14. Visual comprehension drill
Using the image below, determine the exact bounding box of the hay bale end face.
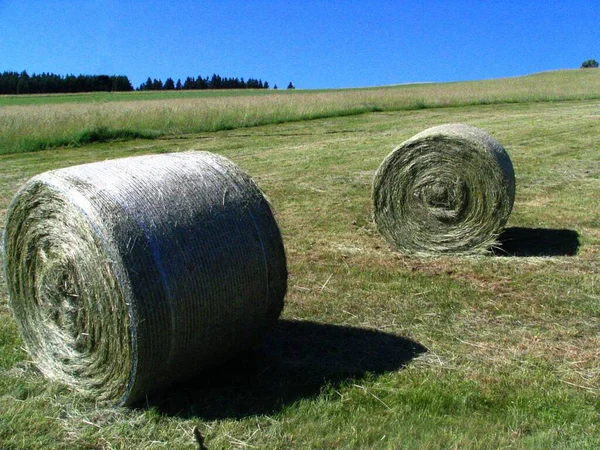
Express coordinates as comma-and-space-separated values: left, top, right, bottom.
372, 124, 515, 255
2, 151, 287, 405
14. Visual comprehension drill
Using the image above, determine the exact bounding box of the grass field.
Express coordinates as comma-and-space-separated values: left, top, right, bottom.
2, 69, 600, 155
1, 71, 599, 449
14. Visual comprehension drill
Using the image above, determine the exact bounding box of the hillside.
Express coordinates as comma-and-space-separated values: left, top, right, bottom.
0, 71, 599, 449
1, 69, 599, 155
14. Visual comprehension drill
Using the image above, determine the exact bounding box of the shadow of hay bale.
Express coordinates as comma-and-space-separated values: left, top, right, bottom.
492, 227, 580, 257
148, 320, 426, 419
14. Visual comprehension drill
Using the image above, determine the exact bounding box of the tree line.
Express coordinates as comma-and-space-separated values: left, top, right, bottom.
0, 71, 133, 95
0, 70, 294, 95
138, 74, 273, 90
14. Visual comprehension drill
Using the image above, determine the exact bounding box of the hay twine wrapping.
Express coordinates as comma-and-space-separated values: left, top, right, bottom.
2, 151, 287, 405
372, 124, 515, 255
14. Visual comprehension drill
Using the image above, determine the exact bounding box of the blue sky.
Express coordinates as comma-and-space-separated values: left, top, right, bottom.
1, 0, 598, 89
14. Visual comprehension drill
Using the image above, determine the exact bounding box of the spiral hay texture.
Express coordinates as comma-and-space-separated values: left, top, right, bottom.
373, 124, 515, 255
2, 151, 287, 405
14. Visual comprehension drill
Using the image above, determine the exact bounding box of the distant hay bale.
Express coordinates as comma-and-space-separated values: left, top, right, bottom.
372, 124, 515, 255
2, 151, 287, 405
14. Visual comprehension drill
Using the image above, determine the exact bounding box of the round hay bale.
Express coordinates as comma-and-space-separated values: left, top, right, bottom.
2, 151, 287, 405
372, 124, 515, 255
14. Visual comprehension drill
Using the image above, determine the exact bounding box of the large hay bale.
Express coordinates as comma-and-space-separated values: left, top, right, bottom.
2, 151, 287, 405
372, 124, 515, 255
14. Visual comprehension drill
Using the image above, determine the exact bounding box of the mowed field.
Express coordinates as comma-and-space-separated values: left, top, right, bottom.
1, 70, 599, 449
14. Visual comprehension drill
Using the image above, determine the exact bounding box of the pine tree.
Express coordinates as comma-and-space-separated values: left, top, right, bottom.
139, 77, 153, 90
16, 71, 30, 94
209, 74, 222, 89
164, 78, 175, 90
196, 76, 208, 89
152, 79, 163, 90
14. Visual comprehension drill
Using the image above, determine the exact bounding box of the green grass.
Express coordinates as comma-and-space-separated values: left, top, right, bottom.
1, 69, 600, 155
0, 87, 287, 107
1, 75, 599, 448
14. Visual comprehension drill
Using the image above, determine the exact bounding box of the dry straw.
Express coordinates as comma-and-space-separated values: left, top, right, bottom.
2, 151, 287, 405
372, 124, 515, 255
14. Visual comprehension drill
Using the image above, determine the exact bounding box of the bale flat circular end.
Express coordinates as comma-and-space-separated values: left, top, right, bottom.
3, 183, 132, 401
2, 151, 287, 405
372, 124, 515, 255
